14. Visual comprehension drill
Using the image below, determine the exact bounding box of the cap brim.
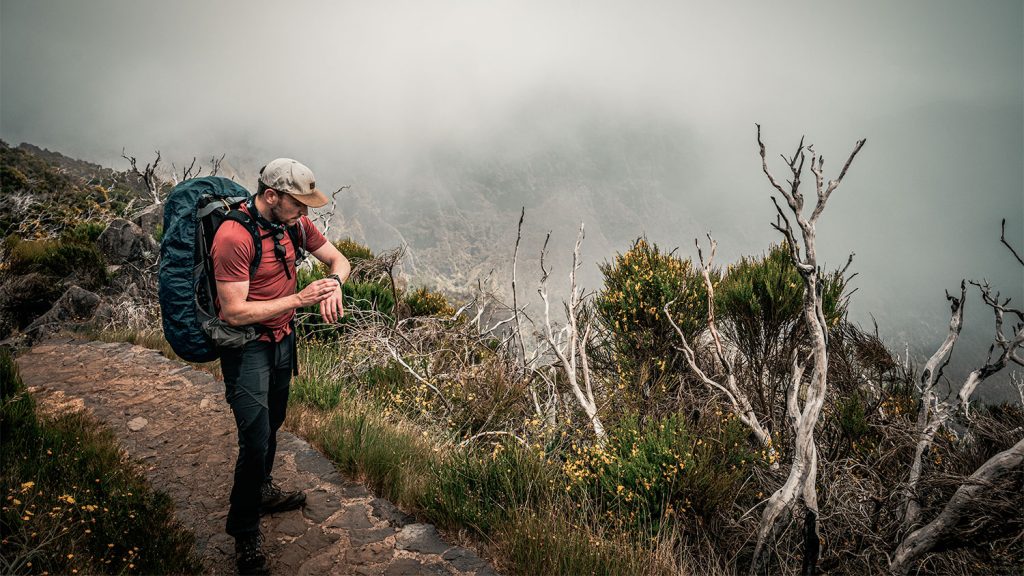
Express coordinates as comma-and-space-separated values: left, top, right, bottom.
290, 188, 330, 209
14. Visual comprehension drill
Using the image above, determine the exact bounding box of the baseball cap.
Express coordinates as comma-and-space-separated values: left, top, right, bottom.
259, 158, 329, 208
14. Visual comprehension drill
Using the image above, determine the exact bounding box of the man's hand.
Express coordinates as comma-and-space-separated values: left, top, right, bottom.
297, 278, 338, 307
319, 280, 344, 324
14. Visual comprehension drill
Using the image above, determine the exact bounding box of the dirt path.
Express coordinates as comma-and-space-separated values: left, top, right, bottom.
17, 338, 498, 576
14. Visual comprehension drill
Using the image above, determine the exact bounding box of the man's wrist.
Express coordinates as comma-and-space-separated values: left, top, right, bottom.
326, 274, 343, 289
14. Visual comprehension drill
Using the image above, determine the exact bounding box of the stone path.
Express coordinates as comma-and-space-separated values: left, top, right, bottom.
17, 338, 498, 576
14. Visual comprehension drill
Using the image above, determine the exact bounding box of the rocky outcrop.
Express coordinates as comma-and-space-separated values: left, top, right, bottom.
96, 218, 158, 265
23, 285, 106, 341
132, 202, 164, 237
0, 272, 65, 339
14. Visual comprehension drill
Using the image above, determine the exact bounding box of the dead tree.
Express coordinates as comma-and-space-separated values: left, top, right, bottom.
171, 157, 201, 184
666, 234, 778, 468
310, 185, 350, 239
510, 208, 558, 425
121, 149, 165, 205
209, 153, 226, 177
903, 279, 1024, 529
903, 282, 967, 528
890, 436, 1024, 575
893, 223, 1024, 572
750, 125, 866, 575
538, 224, 606, 442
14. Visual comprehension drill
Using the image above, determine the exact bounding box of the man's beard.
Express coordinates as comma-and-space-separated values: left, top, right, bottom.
269, 203, 288, 225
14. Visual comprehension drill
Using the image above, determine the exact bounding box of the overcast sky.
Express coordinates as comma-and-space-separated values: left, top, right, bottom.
2, 0, 1023, 394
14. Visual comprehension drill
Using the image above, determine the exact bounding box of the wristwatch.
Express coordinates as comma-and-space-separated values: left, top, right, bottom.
326, 273, 343, 288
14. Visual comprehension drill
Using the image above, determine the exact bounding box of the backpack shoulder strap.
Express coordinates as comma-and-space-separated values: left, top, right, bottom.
287, 220, 308, 265
223, 209, 263, 279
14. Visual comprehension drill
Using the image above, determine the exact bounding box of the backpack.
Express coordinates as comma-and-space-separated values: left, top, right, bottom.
158, 176, 307, 363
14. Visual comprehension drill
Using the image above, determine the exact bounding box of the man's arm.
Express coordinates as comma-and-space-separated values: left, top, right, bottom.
217, 278, 338, 327
310, 242, 351, 324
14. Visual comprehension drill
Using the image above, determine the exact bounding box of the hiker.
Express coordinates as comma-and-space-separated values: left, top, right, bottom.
210, 158, 350, 574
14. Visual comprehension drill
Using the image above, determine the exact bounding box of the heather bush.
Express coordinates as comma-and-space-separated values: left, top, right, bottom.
334, 237, 374, 261
564, 412, 757, 537
595, 237, 712, 415
714, 242, 847, 422
403, 286, 456, 318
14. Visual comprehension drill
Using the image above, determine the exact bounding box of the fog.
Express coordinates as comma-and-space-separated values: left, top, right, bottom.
2, 1, 1022, 399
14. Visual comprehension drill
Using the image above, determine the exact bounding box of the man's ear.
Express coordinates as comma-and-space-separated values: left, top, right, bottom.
264, 188, 281, 205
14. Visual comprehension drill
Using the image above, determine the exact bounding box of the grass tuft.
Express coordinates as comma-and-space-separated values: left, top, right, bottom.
0, 349, 203, 575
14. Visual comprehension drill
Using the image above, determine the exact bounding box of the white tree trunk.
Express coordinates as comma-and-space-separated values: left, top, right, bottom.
538, 224, 606, 442
749, 127, 865, 574
890, 436, 1024, 575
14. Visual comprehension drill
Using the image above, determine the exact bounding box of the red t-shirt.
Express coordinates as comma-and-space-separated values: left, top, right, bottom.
210, 205, 328, 341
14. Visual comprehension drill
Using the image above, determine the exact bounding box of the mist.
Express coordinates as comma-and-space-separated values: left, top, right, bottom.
3, 0, 1022, 399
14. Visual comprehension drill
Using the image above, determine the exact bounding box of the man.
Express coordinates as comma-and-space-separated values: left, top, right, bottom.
210, 158, 350, 574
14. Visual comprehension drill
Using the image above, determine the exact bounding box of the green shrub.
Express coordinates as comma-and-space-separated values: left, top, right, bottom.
564, 412, 756, 536
0, 349, 202, 575
716, 242, 846, 345
403, 286, 456, 318
344, 281, 396, 319
296, 263, 396, 339
60, 221, 108, 245
4, 236, 108, 290
334, 238, 374, 261
595, 237, 711, 407
714, 242, 847, 419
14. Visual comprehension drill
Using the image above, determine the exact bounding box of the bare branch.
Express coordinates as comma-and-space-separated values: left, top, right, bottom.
665, 234, 777, 466
751, 127, 864, 574
1000, 218, 1024, 266
537, 224, 605, 442
511, 207, 528, 375
122, 148, 165, 205
209, 153, 226, 177
891, 436, 1024, 575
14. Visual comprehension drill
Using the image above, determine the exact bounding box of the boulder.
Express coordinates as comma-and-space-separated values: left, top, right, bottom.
132, 202, 165, 237
0, 272, 65, 337
24, 285, 103, 341
96, 219, 158, 265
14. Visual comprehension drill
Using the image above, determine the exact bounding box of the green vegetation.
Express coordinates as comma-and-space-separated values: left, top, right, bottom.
713, 242, 847, 419
3, 236, 108, 291
594, 237, 711, 419
333, 238, 375, 262
7, 138, 1007, 575
0, 235, 109, 336
287, 388, 675, 575
0, 141, 140, 240
0, 350, 202, 575
403, 286, 456, 318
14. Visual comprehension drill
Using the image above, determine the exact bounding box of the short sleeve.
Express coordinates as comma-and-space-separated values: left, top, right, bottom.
300, 216, 328, 252
210, 221, 256, 282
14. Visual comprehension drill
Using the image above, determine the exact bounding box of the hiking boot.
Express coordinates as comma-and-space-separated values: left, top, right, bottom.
235, 531, 269, 575
260, 478, 306, 515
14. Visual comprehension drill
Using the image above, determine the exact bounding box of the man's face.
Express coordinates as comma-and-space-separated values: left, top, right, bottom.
269, 191, 308, 226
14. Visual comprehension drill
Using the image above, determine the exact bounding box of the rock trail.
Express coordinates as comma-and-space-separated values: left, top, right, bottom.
17, 338, 497, 576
